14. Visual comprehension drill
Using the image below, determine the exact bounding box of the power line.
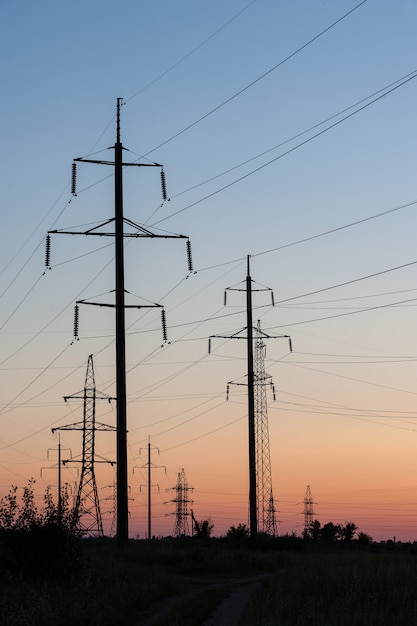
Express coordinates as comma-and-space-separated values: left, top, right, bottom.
121, 261, 416, 337
143, 0, 368, 158
193, 200, 417, 272
275, 261, 417, 304
125, 0, 259, 103
284, 362, 417, 397
170, 72, 417, 201
152, 73, 417, 226
269, 296, 417, 330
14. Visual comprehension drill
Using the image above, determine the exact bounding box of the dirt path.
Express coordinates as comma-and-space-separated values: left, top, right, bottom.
202, 575, 265, 626
132, 574, 268, 626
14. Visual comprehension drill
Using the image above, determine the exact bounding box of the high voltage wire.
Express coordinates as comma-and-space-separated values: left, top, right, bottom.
0, 251, 413, 442
72, 71, 416, 225
123, 261, 417, 336
1, 7, 408, 330
125, 0, 259, 103
1, 9, 413, 466
168, 73, 416, 202
142, 0, 368, 158
269, 296, 417, 330
275, 261, 417, 304
64, 0, 372, 208
151, 73, 417, 226
284, 362, 417, 397
194, 201, 417, 272
2, 78, 413, 325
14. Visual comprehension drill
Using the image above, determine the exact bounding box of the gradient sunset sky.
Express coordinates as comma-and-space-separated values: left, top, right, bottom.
1, 0, 416, 541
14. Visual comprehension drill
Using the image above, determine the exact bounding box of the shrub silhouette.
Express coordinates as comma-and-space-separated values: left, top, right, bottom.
225, 523, 250, 540
0, 480, 81, 580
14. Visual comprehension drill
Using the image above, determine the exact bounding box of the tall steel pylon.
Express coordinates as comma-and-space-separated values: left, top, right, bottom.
47, 99, 192, 543
303, 485, 317, 532
167, 468, 194, 537
254, 320, 278, 535
52, 354, 116, 536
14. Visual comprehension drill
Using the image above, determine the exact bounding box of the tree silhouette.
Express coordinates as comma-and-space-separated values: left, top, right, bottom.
225, 523, 250, 539
193, 518, 214, 538
339, 522, 358, 543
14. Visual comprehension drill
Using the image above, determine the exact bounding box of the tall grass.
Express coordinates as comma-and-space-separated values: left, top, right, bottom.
239, 549, 417, 626
1, 538, 416, 625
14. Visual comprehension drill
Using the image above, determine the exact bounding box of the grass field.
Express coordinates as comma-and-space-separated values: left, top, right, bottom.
1, 537, 416, 625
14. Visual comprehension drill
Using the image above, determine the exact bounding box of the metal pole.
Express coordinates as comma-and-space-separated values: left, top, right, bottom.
246, 255, 257, 539
115, 98, 128, 543
148, 439, 151, 540
58, 434, 62, 523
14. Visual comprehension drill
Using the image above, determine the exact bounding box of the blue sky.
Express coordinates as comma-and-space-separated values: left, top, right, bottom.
1, 0, 416, 539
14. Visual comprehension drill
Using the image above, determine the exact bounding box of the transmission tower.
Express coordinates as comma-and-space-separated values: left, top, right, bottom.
209, 256, 291, 540
52, 354, 116, 537
265, 489, 278, 536
167, 468, 194, 537
134, 437, 165, 540
47, 99, 192, 543
102, 481, 117, 537
254, 321, 279, 534
303, 485, 317, 531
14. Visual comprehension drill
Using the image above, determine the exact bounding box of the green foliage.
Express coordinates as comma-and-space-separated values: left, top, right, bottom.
0, 480, 81, 580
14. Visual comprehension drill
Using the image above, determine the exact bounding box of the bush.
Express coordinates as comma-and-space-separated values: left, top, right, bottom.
0, 480, 81, 580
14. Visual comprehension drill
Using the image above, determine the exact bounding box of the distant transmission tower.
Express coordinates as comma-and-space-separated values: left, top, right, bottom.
265, 490, 278, 536
254, 320, 279, 535
52, 354, 116, 536
102, 481, 117, 537
134, 437, 165, 540
167, 468, 194, 537
303, 485, 317, 532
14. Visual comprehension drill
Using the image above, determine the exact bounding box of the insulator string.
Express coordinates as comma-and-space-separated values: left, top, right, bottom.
45, 235, 51, 268
71, 162, 77, 196
186, 239, 193, 273
161, 308, 168, 342
160, 169, 167, 201
73, 304, 79, 338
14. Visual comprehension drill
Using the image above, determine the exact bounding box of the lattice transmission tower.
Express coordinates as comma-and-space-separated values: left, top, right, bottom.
167, 468, 194, 537
52, 354, 116, 536
254, 320, 279, 535
303, 485, 317, 532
